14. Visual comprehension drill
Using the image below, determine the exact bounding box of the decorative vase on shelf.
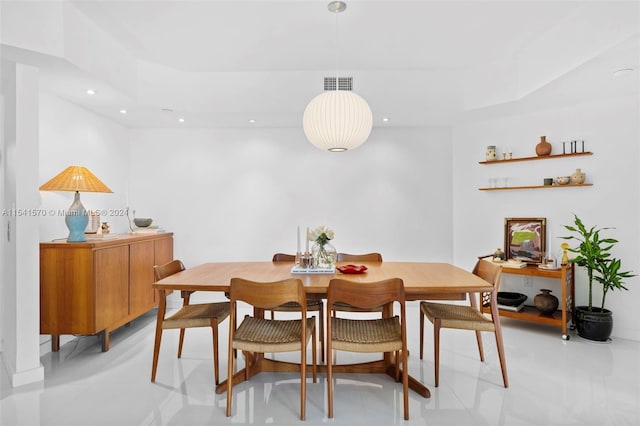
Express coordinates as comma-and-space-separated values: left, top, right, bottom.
570, 168, 586, 184
485, 145, 497, 161
535, 136, 552, 156
311, 241, 336, 269
534, 289, 559, 315
561, 243, 569, 265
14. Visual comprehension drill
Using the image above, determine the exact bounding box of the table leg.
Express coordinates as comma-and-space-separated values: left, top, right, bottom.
216, 352, 267, 394
216, 356, 431, 398
384, 364, 430, 398
384, 349, 430, 398
217, 303, 431, 397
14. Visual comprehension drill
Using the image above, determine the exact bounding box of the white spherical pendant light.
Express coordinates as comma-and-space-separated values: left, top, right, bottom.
303, 1, 373, 152
303, 90, 373, 152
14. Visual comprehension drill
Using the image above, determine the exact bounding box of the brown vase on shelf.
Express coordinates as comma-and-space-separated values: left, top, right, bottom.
535, 136, 552, 156
534, 289, 559, 315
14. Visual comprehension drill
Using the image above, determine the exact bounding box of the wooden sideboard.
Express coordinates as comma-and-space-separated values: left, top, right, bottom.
40, 233, 174, 351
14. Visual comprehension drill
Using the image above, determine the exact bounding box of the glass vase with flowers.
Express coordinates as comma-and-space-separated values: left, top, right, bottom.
308, 225, 337, 269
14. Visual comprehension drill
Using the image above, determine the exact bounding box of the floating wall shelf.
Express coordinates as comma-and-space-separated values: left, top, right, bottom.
479, 183, 593, 191
479, 151, 593, 165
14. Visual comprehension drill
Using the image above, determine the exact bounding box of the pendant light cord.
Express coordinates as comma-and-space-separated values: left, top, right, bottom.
335, 10, 340, 91
328, 1, 346, 91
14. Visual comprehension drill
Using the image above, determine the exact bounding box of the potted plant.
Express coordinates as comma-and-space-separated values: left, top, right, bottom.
561, 214, 635, 341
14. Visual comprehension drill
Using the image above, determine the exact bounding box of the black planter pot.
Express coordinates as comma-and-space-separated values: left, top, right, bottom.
575, 306, 613, 341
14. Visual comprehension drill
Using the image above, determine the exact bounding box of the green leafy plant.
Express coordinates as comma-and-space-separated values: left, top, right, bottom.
594, 257, 634, 308
561, 213, 635, 310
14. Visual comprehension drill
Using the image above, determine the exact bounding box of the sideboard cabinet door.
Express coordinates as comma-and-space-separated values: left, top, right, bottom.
129, 241, 156, 315
95, 245, 130, 331
154, 237, 174, 272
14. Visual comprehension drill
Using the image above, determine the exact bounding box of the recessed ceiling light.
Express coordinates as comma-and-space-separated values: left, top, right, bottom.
178, 117, 185, 123
119, 109, 127, 114
613, 68, 634, 77
248, 119, 256, 123
86, 89, 96, 95
382, 117, 390, 122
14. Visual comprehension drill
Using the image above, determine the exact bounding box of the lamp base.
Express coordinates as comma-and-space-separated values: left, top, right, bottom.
65, 191, 88, 242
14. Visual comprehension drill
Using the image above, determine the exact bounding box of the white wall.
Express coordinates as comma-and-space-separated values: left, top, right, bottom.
0, 90, 4, 356
452, 95, 640, 341
129, 127, 454, 266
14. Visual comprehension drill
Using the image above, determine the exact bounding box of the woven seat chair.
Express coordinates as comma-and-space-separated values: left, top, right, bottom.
419, 259, 508, 388
332, 252, 384, 315
268, 253, 325, 362
226, 277, 317, 420
151, 260, 230, 385
327, 278, 409, 420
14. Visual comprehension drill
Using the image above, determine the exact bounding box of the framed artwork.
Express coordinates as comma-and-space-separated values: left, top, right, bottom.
504, 217, 546, 264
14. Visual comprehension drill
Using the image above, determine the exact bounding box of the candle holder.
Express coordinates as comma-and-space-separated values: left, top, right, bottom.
300, 252, 312, 269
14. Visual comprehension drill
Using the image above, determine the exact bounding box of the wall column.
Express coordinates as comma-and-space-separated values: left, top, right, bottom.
1, 60, 44, 386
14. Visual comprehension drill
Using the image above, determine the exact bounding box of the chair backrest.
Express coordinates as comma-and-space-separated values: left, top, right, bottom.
473, 259, 502, 290
272, 253, 296, 262
328, 278, 404, 311
229, 277, 306, 310
336, 252, 383, 262
154, 259, 185, 281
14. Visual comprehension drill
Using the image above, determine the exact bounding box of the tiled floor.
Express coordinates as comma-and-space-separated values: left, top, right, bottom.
2, 303, 639, 426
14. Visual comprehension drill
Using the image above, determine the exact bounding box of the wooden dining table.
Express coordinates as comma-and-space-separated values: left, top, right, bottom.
153, 261, 496, 399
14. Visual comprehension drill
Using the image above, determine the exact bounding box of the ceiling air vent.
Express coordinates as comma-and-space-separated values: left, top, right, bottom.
324, 76, 353, 91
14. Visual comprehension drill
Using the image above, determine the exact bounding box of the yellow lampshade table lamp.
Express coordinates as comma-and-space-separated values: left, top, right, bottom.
39, 166, 113, 242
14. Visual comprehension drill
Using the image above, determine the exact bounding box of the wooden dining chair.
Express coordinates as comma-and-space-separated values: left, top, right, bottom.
419, 258, 508, 388
326, 278, 409, 420
337, 252, 383, 263
269, 253, 325, 362
151, 260, 230, 385
333, 252, 384, 315
226, 277, 317, 420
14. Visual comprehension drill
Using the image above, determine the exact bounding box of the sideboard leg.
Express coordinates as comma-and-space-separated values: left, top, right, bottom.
51, 335, 60, 352
101, 330, 111, 352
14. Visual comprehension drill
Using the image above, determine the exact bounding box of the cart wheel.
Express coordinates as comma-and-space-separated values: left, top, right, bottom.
562, 334, 570, 341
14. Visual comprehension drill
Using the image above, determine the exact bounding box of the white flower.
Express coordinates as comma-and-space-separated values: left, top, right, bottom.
308, 225, 334, 244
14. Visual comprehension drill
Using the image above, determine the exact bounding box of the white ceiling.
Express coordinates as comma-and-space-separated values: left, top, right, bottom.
3, 0, 639, 128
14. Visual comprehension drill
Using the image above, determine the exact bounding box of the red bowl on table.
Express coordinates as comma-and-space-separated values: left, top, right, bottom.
336, 264, 368, 274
